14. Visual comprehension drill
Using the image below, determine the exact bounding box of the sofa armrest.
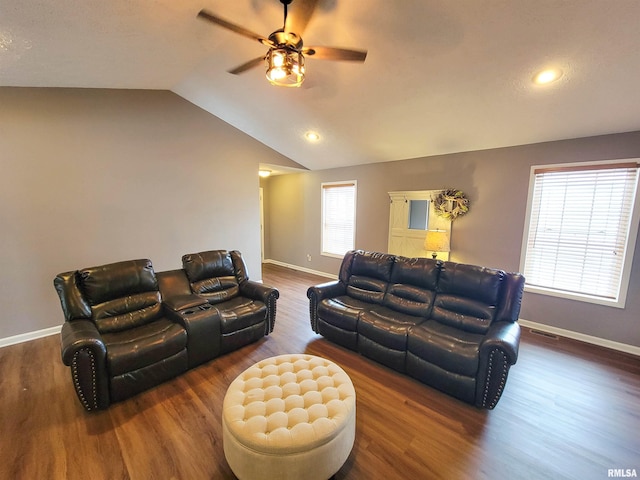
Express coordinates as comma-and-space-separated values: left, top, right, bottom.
240, 280, 278, 303
60, 320, 109, 411
164, 303, 221, 368
240, 281, 280, 334
306, 281, 346, 333
476, 321, 521, 409
307, 281, 346, 300
480, 321, 521, 364
156, 269, 193, 300
163, 294, 208, 312
496, 273, 526, 323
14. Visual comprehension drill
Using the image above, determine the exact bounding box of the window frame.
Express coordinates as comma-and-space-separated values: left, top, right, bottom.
519, 159, 640, 308
321, 180, 357, 259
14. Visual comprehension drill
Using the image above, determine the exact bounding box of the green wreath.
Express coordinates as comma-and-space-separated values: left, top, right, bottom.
433, 189, 470, 220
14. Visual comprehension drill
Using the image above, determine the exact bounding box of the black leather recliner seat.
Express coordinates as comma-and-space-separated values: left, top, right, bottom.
308, 250, 525, 409
55, 250, 278, 411
160, 250, 277, 366
55, 259, 189, 411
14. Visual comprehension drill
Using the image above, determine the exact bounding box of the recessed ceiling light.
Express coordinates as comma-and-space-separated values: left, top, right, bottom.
305, 131, 320, 142
533, 68, 563, 85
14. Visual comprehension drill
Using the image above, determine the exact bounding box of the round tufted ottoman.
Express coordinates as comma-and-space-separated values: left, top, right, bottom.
222, 354, 356, 480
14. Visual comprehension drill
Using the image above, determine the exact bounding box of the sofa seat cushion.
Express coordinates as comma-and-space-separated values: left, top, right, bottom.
102, 318, 187, 376
407, 320, 483, 377
318, 296, 374, 332
359, 307, 425, 351
216, 296, 267, 334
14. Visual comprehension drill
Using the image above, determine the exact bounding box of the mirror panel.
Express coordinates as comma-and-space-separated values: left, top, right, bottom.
408, 200, 429, 230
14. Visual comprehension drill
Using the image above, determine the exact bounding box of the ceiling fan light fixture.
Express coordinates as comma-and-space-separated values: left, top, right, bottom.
197, 3, 367, 85
266, 46, 305, 87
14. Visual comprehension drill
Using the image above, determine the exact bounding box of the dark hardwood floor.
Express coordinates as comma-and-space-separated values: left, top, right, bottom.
1, 264, 639, 479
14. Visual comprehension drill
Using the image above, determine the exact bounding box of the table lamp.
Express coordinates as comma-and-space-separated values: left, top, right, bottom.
424, 230, 450, 259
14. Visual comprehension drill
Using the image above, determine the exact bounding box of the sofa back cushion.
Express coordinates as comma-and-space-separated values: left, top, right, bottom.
432, 262, 504, 334
383, 256, 440, 317
77, 259, 163, 334
182, 250, 240, 304
345, 251, 394, 304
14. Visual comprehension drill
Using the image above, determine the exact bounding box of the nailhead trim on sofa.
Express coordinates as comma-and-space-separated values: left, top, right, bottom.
71, 348, 98, 411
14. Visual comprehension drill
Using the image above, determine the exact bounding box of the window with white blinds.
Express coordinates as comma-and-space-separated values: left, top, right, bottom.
521, 160, 640, 307
322, 181, 357, 257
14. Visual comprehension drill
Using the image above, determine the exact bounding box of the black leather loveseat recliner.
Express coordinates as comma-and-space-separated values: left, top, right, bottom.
307, 250, 525, 409
54, 250, 278, 411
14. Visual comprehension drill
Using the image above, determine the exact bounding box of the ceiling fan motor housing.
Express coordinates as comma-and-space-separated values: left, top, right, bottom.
269, 30, 303, 50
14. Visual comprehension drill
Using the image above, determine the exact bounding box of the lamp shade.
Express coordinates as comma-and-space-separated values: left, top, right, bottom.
266, 47, 305, 87
424, 230, 451, 253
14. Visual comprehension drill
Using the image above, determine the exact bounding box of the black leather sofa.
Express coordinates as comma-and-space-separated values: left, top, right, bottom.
307, 250, 525, 409
54, 250, 278, 411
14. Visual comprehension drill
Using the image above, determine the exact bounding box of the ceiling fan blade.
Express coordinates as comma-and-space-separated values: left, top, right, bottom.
228, 56, 265, 75
198, 9, 272, 46
284, 0, 319, 36
303, 46, 368, 62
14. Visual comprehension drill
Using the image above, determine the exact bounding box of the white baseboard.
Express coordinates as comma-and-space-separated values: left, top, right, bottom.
0, 325, 61, 349
519, 319, 640, 356
4, 300, 637, 358
263, 259, 337, 280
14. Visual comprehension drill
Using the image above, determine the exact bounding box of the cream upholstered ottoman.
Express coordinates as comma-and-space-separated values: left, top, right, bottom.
222, 354, 356, 480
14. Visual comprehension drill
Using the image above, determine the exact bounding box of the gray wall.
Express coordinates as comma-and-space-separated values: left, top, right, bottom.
263, 131, 640, 348
0, 87, 292, 340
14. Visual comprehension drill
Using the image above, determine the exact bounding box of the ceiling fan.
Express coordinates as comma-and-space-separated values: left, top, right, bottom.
197, 0, 367, 87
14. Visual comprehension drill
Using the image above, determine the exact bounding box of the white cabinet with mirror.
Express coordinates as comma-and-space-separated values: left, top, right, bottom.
388, 190, 451, 259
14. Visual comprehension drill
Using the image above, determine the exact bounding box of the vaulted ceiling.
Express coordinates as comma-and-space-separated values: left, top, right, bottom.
2, 0, 640, 171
